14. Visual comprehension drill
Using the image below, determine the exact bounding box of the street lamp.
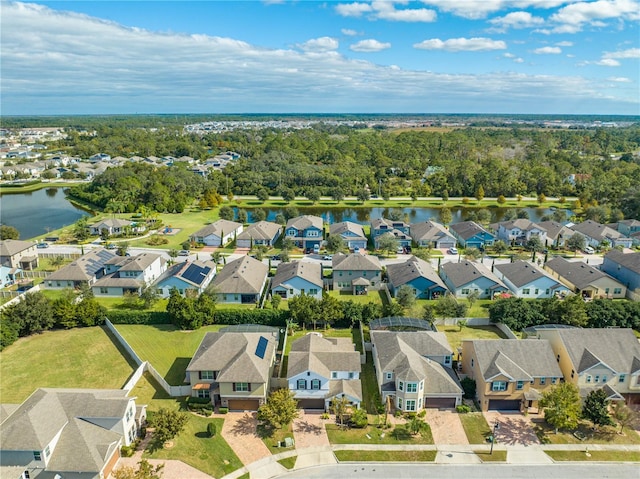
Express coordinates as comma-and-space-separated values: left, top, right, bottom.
490, 420, 500, 455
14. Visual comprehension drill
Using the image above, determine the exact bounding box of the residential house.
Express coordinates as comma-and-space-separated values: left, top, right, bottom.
449, 221, 495, 249
329, 221, 368, 251
236, 221, 281, 249
284, 215, 324, 251
493, 260, 571, 299
371, 331, 462, 411
440, 260, 508, 299
569, 220, 633, 249
332, 253, 382, 294
0, 388, 144, 479
190, 219, 243, 247
537, 220, 575, 248
0, 265, 21, 288
211, 255, 268, 304
535, 328, 640, 406
44, 249, 115, 289
386, 256, 448, 300
495, 219, 547, 246
154, 260, 217, 298
370, 218, 411, 249
601, 250, 640, 298
614, 219, 640, 245
409, 221, 456, 249
92, 252, 166, 296
186, 329, 279, 410
271, 261, 323, 300
89, 218, 141, 236
287, 334, 362, 410
0, 239, 38, 270
544, 257, 626, 299
461, 340, 562, 412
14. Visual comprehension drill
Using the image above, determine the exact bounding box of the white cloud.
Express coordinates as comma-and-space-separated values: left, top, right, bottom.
550, 0, 640, 33
341, 28, 358, 36
298, 36, 339, 52
607, 76, 632, 82
534, 46, 563, 54
514, 57, 525, 63
556, 41, 574, 46
419, 0, 575, 19
603, 47, 640, 58
414, 37, 507, 52
595, 58, 621, 66
335, 2, 373, 17
503, 53, 516, 58
350, 39, 391, 52
336, 1, 437, 22
503, 52, 525, 63
488, 11, 545, 30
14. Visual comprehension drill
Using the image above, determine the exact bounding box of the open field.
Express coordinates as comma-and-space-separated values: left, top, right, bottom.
0, 326, 135, 403
96, 296, 169, 312
361, 353, 381, 414
114, 324, 226, 385
335, 450, 437, 462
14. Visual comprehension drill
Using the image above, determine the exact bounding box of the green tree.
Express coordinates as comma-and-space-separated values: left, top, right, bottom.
475, 185, 485, 201
275, 213, 286, 225
252, 208, 267, 222
219, 206, 234, 221
331, 395, 350, 428
236, 209, 248, 224
439, 207, 452, 225
492, 240, 508, 255
112, 459, 164, 479
140, 285, 159, 309
566, 233, 586, 254
2, 291, 54, 337
117, 242, 130, 257
464, 247, 481, 261
539, 382, 581, 433
288, 293, 319, 329
326, 234, 346, 253
257, 389, 300, 429
73, 217, 90, 241
526, 236, 543, 253
356, 188, 370, 203
151, 408, 190, 445
0, 225, 20, 240
270, 294, 282, 310
306, 188, 321, 204
331, 187, 345, 203
582, 389, 614, 430
412, 247, 431, 261
497, 195, 506, 206
550, 294, 588, 327
396, 285, 416, 310
256, 188, 269, 202
75, 295, 107, 327
319, 292, 344, 328
281, 188, 295, 203
377, 233, 398, 257
408, 417, 427, 435
611, 402, 640, 434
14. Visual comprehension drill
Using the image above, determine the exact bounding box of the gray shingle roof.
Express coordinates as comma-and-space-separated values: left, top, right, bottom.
386, 256, 447, 290
236, 221, 281, 241
90, 218, 133, 229
0, 239, 35, 257
329, 379, 363, 402
537, 221, 574, 242
409, 221, 455, 243
371, 218, 409, 230
46, 249, 116, 282
332, 253, 381, 271
114, 252, 163, 272
192, 219, 242, 238
329, 221, 366, 239
449, 221, 491, 240
186, 331, 278, 383
570, 220, 628, 243
212, 256, 268, 294
497, 218, 547, 233
604, 250, 640, 274
545, 257, 622, 290
440, 260, 507, 289
468, 340, 562, 381
285, 215, 323, 231
494, 260, 560, 288
288, 334, 361, 379
271, 261, 323, 290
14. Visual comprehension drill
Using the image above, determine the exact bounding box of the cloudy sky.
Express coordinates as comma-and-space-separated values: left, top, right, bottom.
2, 0, 638, 115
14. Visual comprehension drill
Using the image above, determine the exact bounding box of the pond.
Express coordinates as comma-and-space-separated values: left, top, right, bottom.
1, 188, 91, 239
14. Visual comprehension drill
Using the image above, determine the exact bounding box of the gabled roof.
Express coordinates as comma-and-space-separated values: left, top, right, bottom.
545, 257, 623, 290
329, 221, 366, 239
497, 218, 547, 233
468, 339, 562, 381
46, 249, 116, 282
537, 221, 573, 242
212, 255, 268, 294
449, 221, 493, 240
172, 260, 216, 287
186, 331, 277, 383
604, 250, 640, 274
371, 218, 409, 230
494, 260, 563, 288
440, 260, 507, 290
112, 252, 163, 272
192, 219, 242, 238
570, 219, 628, 243
332, 252, 381, 271
236, 221, 281, 241
386, 256, 447, 290
271, 261, 323, 290
285, 215, 323, 231
288, 334, 361, 379
550, 328, 640, 374
0, 239, 35, 257
329, 379, 363, 402
409, 221, 455, 242
90, 218, 133, 229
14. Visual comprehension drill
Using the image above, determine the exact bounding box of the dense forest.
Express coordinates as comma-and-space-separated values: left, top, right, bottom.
47, 122, 640, 219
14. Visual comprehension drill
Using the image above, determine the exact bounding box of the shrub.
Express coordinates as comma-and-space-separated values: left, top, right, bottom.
213, 309, 290, 326
120, 445, 135, 457
350, 408, 368, 428
460, 377, 476, 400
219, 407, 228, 414
404, 412, 417, 420
320, 413, 329, 420
394, 410, 403, 418
146, 235, 169, 246
207, 422, 217, 437
107, 311, 170, 324
417, 410, 426, 418
456, 405, 471, 414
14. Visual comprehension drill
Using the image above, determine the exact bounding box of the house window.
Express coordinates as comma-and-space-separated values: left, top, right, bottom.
594, 375, 600, 383
33, 451, 41, 461
614, 288, 622, 294
571, 370, 574, 379
461, 288, 470, 294
419, 381, 424, 391
406, 383, 417, 393
310, 289, 318, 295
444, 356, 451, 365
586, 375, 592, 383
605, 288, 610, 294
398, 381, 404, 391
349, 372, 355, 379
471, 359, 474, 368
551, 377, 558, 384
23, 471, 30, 479
197, 389, 210, 399
619, 374, 626, 383
332, 372, 338, 379
44, 446, 50, 458
233, 382, 249, 392
200, 371, 215, 380
307, 230, 319, 237
534, 289, 539, 294
522, 288, 530, 295
398, 398, 403, 409
405, 400, 416, 411
545, 289, 550, 295
311, 379, 320, 390
297, 379, 307, 390
516, 381, 524, 390
385, 372, 393, 380
100, 287, 108, 294
418, 397, 423, 408
602, 375, 607, 383
492, 381, 507, 391
540, 377, 546, 385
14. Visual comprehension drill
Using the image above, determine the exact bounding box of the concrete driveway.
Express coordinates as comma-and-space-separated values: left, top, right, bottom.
483, 411, 540, 446
293, 411, 330, 448
220, 412, 272, 466
425, 410, 469, 445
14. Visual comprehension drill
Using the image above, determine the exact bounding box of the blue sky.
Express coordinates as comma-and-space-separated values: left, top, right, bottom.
1, 0, 638, 115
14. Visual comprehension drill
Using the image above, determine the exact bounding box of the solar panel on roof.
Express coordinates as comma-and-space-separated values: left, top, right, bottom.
255, 336, 268, 359
182, 264, 210, 285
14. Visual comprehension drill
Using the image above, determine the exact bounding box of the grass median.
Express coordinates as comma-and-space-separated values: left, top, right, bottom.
544, 450, 640, 462
335, 450, 436, 462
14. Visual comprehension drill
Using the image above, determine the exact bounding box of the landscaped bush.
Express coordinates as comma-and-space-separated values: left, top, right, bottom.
145, 235, 169, 246
350, 408, 368, 428
107, 310, 171, 324
213, 309, 290, 326
218, 407, 228, 414
417, 410, 426, 418
120, 445, 135, 457
461, 377, 476, 400
207, 422, 217, 437
456, 405, 471, 414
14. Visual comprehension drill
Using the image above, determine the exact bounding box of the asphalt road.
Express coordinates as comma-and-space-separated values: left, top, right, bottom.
275, 464, 638, 479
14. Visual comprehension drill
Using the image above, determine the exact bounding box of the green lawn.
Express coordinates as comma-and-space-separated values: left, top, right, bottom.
96, 296, 169, 312
544, 450, 640, 462
114, 324, 226, 385
277, 456, 297, 469
474, 450, 507, 462
335, 450, 436, 462
408, 299, 491, 319
258, 423, 296, 454
533, 420, 640, 445
361, 353, 381, 414
327, 289, 385, 305
0, 326, 135, 403
326, 422, 433, 444
459, 413, 492, 444
440, 325, 508, 354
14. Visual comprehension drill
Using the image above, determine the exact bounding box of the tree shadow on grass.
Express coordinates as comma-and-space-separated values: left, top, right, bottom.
165, 357, 191, 385
256, 423, 275, 439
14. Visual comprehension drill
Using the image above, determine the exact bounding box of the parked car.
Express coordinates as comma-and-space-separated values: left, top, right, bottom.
584, 246, 595, 254
270, 255, 281, 261
322, 255, 333, 261
353, 246, 361, 254
36, 242, 49, 249
448, 247, 458, 255
106, 243, 117, 250
178, 250, 190, 256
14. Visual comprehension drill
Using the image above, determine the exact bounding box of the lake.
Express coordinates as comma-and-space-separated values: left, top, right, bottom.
1, 188, 91, 239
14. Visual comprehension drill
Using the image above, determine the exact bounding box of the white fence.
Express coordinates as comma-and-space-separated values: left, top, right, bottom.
433, 317, 518, 339
0, 284, 41, 310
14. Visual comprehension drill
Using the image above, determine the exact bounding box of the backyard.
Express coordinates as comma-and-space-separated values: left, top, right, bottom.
439, 324, 508, 354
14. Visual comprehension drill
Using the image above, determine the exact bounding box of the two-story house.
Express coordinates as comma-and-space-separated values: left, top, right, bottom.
0, 239, 39, 270
332, 253, 382, 294
371, 331, 463, 411
569, 220, 633, 249
92, 252, 166, 296
154, 260, 217, 298
386, 256, 448, 300
536, 328, 640, 406
601, 250, 640, 298
462, 339, 562, 412
409, 221, 456, 250
440, 260, 508, 299
44, 248, 116, 290
329, 221, 368, 251
614, 219, 640, 246
287, 334, 362, 410
537, 220, 575, 248
211, 255, 268, 304
449, 221, 495, 249
493, 260, 571, 299
271, 261, 323, 300
495, 219, 547, 246
1, 388, 144, 479
236, 221, 281, 249
284, 215, 324, 251
190, 219, 243, 247
544, 257, 626, 300
370, 218, 411, 249
186, 329, 279, 410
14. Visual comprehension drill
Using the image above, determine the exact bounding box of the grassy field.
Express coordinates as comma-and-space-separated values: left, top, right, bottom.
326, 422, 433, 444
459, 413, 492, 444
114, 324, 226, 385
439, 325, 508, 354
335, 450, 436, 462
533, 420, 640, 445
474, 450, 507, 462
0, 326, 135, 403
544, 450, 640, 462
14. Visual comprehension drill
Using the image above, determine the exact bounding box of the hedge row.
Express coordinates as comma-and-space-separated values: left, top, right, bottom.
106, 310, 171, 324
105, 308, 290, 326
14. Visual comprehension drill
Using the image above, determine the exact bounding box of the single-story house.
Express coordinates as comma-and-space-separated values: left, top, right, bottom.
211, 255, 268, 304
329, 222, 368, 251
44, 248, 116, 290
271, 261, 323, 300
440, 260, 508, 299
544, 257, 626, 300
89, 218, 142, 236
601, 250, 640, 297
190, 219, 243, 247
449, 221, 495, 249
154, 260, 217, 298
410, 221, 456, 249
236, 221, 281, 249
537, 220, 575, 248
493, 260, 571, 299
569, 220, 633, 249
